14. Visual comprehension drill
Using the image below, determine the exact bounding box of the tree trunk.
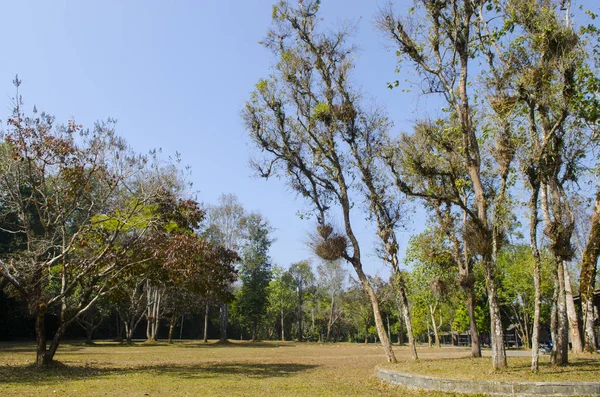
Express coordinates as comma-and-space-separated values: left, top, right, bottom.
203, 303, 209, 343
35, 311, 48, 366
555, 261, 569, 366
167, 313, 177, 344
179, 315, 184, 340
430, 305, 441, 348
563, 265, 582, 353
550, 268, 559, 365
297, 289, 303, 341
354, 264, 396, 362
485, 259, 507, 370
467, 292, 481, 358
85, 327, 94, 345
386, 315, 391, 346
583, 296, 597, 353
281, 308, 285, 342
125, 323, 133, 344
529, 182, 542, 372
219, 303, 228, 342
580, 191, 599, 353
426, 319, 432, 348
395, 274, 418, 360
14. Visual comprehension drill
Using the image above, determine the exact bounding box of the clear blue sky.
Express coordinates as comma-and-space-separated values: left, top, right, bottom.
1, 1, 596, 277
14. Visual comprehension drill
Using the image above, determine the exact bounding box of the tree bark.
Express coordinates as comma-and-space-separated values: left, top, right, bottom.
167, 313, 177, 344
555, 260, 569, 366
203, 303, 209, 343
430, 304, 441, 348
467, 292, 481, 358
85, 327, 94, 345
281, 308, 285, 342
485, 258, 507, 370
564, 265, 583, 353
583, 296, 597, 352
529, 184, 542, 372
580, 191, 599, 352
35, 311, 48, 366
426, 319, 433, 348
394, 272, 418, 360
354, 264, 396, 362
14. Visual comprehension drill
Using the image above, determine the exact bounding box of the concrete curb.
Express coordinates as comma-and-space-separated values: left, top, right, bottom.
376, 368, 600, 396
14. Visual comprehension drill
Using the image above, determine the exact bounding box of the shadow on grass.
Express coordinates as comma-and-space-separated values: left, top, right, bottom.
0, 361, 319, 385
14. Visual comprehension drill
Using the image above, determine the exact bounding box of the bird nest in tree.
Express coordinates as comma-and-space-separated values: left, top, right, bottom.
317, 224, 333, 239
313, 224, 347, 261
545, 221, 575, 261
464, 219, 492, 256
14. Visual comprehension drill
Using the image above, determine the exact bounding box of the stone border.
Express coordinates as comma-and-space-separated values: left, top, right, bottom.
376, 368, 600, 396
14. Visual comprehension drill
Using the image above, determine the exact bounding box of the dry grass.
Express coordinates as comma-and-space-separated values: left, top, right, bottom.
1, 342, 597, 396
0, 341, 471, 397
382, 351, 600, 383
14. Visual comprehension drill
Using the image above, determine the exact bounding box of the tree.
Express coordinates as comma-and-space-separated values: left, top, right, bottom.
378, 0, 524, 369
232, 213, 273, 341
288, 259, 315, 341
75, 298, 109, 344
497, 245, 553, 349
346, 278, 373, 344
267, 266, 297, 341
205, 193, 246, 343
406, 230, 458, 348
244, 0, 397, 362
316, 260, 347, 342
479, 0, 588, 367
0, 86, 156, 366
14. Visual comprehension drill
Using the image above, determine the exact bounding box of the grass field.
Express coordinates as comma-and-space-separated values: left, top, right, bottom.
382, 352, 600, 383
0, 341, 598, 396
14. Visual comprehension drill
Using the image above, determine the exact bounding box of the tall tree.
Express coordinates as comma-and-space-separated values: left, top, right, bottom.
244, 0, 397, 362
288, 260, 315, 341
206, 193, 246, 342
267, 266, 297, 341
379, 0, 527, 369
317, 260, 347, 342
479, 0, 587, 366
232, 213, 273, 341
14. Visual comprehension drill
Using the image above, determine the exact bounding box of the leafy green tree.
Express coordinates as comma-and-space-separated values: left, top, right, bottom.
232, 213, 273, 341
406, 230, 459, 348
205, 193, 246, 342
267, 266, 296, 341
497, 245, 554, 349
346, 279, 373, 343
288, 260, 315, 341
317, 260, 347, 342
